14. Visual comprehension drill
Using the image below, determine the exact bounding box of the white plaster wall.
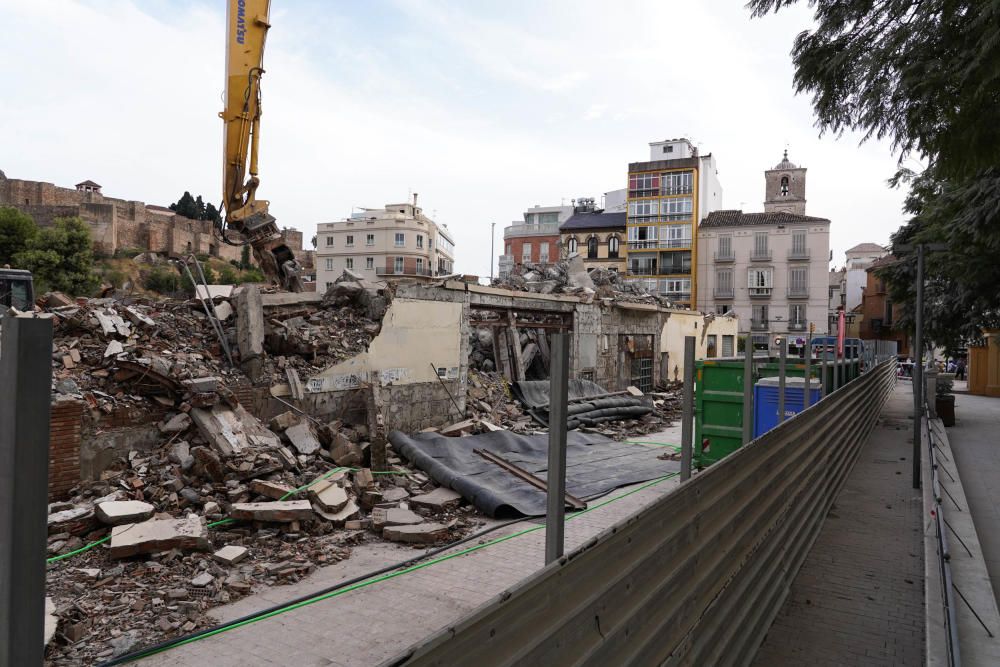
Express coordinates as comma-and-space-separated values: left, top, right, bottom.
309, 299, 463, 392
661, 311, 740, 380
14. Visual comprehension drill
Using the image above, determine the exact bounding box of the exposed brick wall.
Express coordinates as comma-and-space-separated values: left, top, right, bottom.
505, 235, 561, 265
49, 400, 85, 500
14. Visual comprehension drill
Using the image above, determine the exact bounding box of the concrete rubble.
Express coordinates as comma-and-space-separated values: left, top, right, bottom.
489, 255, 670, 305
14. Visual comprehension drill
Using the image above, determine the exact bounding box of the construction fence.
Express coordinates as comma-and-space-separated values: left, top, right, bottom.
388, 358, 898, 667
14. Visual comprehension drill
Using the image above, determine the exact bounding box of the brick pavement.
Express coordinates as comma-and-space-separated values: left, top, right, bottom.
751, 387, 925, 666
135, 465, 682, 667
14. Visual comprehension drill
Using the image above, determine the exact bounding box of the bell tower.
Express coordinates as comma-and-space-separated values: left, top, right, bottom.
764, 150, 806, 215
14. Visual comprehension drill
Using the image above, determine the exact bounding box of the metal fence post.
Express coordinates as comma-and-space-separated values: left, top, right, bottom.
681, 337, 695, 481
803, 333, 813, 411
778, 337, 787, 425
0, 315, 53, 667
742, 335, 754, 445
913, 244, 924, 489
819, 344, 827, 399
545, 333, 570, 565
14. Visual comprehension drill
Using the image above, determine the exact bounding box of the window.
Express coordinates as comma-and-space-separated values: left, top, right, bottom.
661, 197, 693, 221
780, 176, 789, 196
716, 304, 733, 315
707, 335, 718, 358
663, 145, 673, 153
587, 236, 598, 259
608, 236, 620, 259
416, 258, 424, 274
629, 199, 658, 218
752, 304, 769, 325
663, 224, 692, 248
716, 268, 733, 293
416, 234, 424, 249
539, 242, 549, 263
568, 237, 578, 254
748, 268, 773, 295
722, 335, 735, 357
662, 278, 691, 298
627, 226, 657, 249
718, 235, 732, 258
505, 243, 512, 255
789, 304, 806, 325
661, 250, 691, 273
629, 255, 657, 275
394, 257, 404, 274
885, 300, 894, 326
325, 236, 334, 247
346, 235, 355, 247
536, 212, 559, 225
394, 232, 404, 247
789, 266, 808, 295
325, 258, 333, 271
628, 172, 660, 197
366, 257, 374, 270
345, 257, 354, 269
366, 233, 375, 246
661, 171, 693, 195
791, 229, 807, 255
753, 231, 768, 258
522, 242, 532, 261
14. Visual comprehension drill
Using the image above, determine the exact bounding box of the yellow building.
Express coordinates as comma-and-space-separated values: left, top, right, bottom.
624, 138, 723, 309
559, 199, 626, 273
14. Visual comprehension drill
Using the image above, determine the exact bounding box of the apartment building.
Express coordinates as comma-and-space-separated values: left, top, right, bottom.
498, 203, 573, 278
696, 152, 831, 352
314, 195, 455, 291
843, 242, 887, 310
559, 198, 626, 273
858, 255, 910, 357
624, 138, 723, 308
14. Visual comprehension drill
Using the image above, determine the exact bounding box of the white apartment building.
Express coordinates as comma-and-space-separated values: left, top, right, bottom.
696, 152, 831, 352
314, 195, 455, 292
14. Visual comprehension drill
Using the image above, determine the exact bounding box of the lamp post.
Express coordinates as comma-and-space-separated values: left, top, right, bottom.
490, 222, 496, 282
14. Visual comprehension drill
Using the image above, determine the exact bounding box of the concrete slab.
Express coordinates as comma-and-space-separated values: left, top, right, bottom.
229, 500, 313, 523
95, 500, 155, 526
109, 516, 209, 558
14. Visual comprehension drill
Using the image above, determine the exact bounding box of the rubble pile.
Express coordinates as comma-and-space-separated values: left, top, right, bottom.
45, 403, 481, 664
490, 255, 672, 306
464, 371, 535, 433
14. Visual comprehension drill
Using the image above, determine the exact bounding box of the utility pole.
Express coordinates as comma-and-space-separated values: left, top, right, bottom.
490, 222, 496, 282
912, 244, 924, 489
545, 333, 569, 565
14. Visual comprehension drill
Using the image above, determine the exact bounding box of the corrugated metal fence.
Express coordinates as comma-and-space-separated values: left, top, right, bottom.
388, 359, 898, 667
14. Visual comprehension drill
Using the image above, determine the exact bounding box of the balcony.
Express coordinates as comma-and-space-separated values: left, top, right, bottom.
660, 238, 692, 249
503, 223, 561, 239
714, 251, 735, 263
627, 240, 659, 250
713, 287, 734, 299
750, 249, 772, 262
788, 321, 807, 331
751, 319, 769, 331
788, 248, 811, 260
376, 267, 433, 277
749, 287, 772, 298
627, 267, 658, 276
662, 292, 691, 303
787, 286, 810, 298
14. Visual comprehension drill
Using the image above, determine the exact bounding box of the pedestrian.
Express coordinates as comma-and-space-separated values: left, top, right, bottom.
947, 359, 957, 373
957, 358, 966, 381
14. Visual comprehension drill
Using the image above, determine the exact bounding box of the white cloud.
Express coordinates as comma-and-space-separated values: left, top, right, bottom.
0, 0, 908, 279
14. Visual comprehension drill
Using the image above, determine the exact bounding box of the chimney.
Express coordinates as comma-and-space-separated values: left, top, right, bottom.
413, 192, 418, 207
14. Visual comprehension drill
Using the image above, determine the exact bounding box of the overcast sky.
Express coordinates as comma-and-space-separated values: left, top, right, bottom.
0, 0, 909, 276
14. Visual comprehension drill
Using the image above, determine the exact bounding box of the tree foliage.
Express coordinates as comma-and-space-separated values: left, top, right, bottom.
749, 0, 1000, 346
13, 216, 99, 295
0, 206, 38, 265
169, 191, 222, 225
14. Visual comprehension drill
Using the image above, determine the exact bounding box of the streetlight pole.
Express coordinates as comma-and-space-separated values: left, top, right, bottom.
490, 222, 496, 282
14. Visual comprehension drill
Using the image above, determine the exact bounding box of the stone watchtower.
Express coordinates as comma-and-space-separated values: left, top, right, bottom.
763, 150, 806, 215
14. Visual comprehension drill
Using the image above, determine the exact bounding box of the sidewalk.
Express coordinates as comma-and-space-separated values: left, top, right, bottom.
135, 457, 682, 666
751, 386, 925, 666
944, 392, 1000, 607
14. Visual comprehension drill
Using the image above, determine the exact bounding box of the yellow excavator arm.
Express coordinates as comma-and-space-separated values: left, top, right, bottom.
220, 0, 302, 291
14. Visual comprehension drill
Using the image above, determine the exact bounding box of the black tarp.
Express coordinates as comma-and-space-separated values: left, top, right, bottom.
388, 429, 677, 517
511, 379, 652, 429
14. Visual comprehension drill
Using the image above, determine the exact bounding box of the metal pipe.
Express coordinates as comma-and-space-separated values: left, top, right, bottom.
803, 332, 813, 411
545, 333, 569, 565
778, 337, 786, 425
913, 244, 924, 489
742, 334, 754, 445
681, 336, 695, 481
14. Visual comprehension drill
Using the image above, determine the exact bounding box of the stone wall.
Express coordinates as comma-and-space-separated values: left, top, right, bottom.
0, 174, 243, 262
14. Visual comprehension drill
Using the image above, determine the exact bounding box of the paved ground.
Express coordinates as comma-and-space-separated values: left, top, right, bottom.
752, 386, 926, 667
136, 441, 682, 667
944, 392, 1000, 607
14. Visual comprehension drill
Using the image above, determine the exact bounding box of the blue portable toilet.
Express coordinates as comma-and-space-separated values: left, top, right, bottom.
753, 376, 821, 438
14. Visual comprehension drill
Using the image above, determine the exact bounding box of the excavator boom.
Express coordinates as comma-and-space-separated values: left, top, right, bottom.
220, 0, 302, 291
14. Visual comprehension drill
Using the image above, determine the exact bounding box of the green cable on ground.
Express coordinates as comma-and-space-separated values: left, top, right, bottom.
124, 471, 680, 663
46, 536, 112, 564
278, 467, 348, 501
